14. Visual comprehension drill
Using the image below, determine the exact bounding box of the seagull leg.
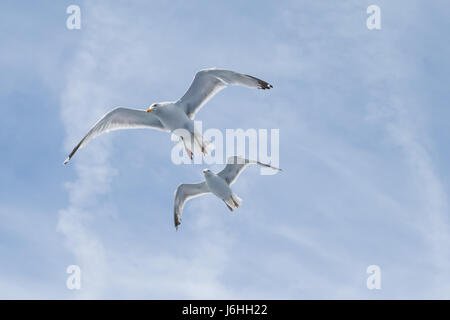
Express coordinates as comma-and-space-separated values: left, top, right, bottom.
223, 200, 233, 211
187, 149, 193, 160
181, 137, 193, 160
231, 194, 242, 208
193, 132, 208, 155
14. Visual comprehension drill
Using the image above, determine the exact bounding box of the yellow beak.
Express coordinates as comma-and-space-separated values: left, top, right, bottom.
146, 107, 154, 113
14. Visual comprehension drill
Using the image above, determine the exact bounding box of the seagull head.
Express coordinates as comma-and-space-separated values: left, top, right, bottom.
146, 103, 160, 113
202, 169, 211, 175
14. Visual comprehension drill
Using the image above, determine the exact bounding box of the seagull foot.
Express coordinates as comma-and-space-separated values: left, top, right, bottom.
186, 149, 193, 160
224, 201, 233, 211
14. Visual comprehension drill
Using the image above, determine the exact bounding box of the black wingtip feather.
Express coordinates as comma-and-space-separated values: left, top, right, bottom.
258, 80, 273, 90
245, 74, 273, 90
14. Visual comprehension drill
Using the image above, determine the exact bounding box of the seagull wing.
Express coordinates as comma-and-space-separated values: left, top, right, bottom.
218, 156, 281, 185
176, 69, 273, 119
64, 107, 167, 164
174, 182, 210, 230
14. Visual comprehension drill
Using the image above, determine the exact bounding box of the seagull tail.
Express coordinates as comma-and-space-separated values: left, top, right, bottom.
224, 194, 242, 210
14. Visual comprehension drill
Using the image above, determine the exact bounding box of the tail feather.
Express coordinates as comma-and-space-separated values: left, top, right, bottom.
224, 193, 242, 211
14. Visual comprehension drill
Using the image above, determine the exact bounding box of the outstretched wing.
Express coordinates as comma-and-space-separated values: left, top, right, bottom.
174, 182, 210, 230
176, 69, 273, 119
218, 156, 281, 185
64, 107, 167, 164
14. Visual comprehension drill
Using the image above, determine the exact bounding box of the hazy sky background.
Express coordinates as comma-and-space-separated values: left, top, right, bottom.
1, 0, 449, 299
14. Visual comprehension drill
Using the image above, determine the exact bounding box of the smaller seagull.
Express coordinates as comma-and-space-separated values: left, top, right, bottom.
174, 156, 281, 230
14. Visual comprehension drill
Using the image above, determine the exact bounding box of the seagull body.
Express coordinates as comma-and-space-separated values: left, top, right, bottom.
173, 156, 281, 230
204, 170, 235, 207
63, 69, 272, 164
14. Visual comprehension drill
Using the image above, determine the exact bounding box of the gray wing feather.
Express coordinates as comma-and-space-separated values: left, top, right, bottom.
64, 107, 167, 164
176, 69, 273, 119
174, 182, 210, 230
218, 156, 281, 185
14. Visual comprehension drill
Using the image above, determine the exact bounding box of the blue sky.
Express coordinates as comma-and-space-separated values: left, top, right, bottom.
1, 0, 449, 299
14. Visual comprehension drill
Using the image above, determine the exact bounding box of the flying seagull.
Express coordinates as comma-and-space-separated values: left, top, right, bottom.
173, 156, 281, 230
63, 68, 273, 164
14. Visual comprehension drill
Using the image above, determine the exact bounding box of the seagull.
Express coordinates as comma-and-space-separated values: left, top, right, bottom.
173, 156, 281, 230
63, 68, 273, 164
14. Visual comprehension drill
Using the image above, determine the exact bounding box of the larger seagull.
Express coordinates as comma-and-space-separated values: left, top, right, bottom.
63, 69, 272, 164
174, 156, 281, 230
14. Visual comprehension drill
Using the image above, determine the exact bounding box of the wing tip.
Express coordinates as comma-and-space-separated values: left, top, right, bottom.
256, 160, 282, 172
269, 164, 282, 172
63, 157, 70, 165
245, 74, 273, 90
258, 81, 273, 90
